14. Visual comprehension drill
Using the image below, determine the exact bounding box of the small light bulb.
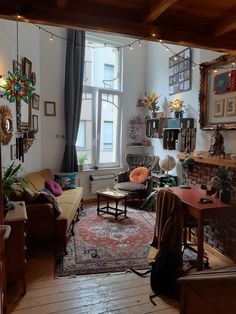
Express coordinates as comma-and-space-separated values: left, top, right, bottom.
129, 45, 133, 50
49, 34, 53, 41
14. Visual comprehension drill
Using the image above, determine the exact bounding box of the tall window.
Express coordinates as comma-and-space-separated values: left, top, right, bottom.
76, 36, 122, 168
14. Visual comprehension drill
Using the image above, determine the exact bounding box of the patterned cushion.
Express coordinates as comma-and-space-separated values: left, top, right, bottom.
45, 179, 63, 196
129, 167, 149, 184
54, 173, 77, 190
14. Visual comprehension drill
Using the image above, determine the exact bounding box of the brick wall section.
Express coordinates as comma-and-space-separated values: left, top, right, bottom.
186, 163, 236, 260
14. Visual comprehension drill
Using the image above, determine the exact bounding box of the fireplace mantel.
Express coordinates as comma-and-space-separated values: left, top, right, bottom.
177, 153, 236, 169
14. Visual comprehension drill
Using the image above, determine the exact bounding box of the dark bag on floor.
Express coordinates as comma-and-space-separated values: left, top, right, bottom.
150, 248, 180, 301
130, 247, 180, 304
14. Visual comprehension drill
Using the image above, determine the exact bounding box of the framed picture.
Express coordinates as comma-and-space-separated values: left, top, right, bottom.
22, 57, 32, 80
214, 99, 224, 117
32, 114, 38, 132
44, 101, 56, 116
225, 97, 236, 116
10, 144, 16, 160
168, 47, 191, 95
32, 93, 40, 110
13, 60, 21, 74
199, 54, 236, 130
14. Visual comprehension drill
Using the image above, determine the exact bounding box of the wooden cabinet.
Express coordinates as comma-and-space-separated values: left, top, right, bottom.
145, 117, 196, 152
0, 231, 7, 314
179, 267, 236, 314
4, 202, 27, 295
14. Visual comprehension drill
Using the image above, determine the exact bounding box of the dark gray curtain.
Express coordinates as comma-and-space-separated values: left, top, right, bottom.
61, 29, 85, 172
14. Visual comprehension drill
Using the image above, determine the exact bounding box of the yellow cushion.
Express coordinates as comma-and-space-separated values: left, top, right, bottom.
129, 167, 149, 184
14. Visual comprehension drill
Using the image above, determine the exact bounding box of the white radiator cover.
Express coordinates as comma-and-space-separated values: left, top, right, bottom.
90, 174, 115, 194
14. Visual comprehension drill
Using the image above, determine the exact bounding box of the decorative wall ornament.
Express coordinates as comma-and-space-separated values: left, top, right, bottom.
0, 105, 13, 145
2, 71, 34, 103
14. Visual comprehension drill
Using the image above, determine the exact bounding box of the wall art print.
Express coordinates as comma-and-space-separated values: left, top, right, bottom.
169, 47, 191, 95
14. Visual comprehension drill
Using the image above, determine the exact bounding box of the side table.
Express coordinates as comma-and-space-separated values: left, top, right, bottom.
4, 201, 28, 295
96, 189, 128, 219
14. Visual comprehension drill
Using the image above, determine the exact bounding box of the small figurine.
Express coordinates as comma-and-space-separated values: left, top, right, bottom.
208, 125, 225, 158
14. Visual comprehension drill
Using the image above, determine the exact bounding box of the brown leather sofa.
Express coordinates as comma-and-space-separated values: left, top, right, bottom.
21, 169, 83, 252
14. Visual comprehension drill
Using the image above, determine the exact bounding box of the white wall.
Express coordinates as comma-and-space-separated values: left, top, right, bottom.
40, 26, 66, 172
0, 19, 42, 172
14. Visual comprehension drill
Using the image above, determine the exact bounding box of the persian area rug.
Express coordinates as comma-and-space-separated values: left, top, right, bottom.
55, 206, 155, 277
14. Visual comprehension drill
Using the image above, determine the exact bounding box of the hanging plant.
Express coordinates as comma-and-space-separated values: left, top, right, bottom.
2, 71, 35, 103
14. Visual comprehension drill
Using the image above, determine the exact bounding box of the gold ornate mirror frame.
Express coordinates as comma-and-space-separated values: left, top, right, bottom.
0, 105, 13, 145
199, 54, 236, 130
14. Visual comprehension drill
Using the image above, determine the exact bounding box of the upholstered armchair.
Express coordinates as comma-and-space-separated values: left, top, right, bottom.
115, 154, 160, 203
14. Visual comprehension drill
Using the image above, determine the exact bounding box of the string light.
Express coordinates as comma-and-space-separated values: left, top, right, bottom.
16, 14, 235, 71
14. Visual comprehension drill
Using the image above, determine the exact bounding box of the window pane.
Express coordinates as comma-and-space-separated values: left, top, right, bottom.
76, 92, 94, 165
99, 92, 119, 164
104, 64, 114, 89
77, 120, 85, 148
103, 121, 113, 149
84, 38, 120, 90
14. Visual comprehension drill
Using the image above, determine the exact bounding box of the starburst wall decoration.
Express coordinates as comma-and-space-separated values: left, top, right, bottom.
2, 71, 35, 103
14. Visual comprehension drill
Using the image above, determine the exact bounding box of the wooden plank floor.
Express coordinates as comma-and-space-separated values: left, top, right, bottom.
7, 206, 233, 314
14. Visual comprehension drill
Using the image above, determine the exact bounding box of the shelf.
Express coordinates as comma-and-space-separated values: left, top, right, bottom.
127, 144, 153, 148
177, 153, 236, 168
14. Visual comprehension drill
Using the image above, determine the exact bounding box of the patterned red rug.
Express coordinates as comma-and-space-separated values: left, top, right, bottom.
55, 206, 155, 277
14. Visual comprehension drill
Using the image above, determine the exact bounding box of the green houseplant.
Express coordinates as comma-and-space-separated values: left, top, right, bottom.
78, 154, 88, 171
216, 167, 232, 203
2, 162, 27, 214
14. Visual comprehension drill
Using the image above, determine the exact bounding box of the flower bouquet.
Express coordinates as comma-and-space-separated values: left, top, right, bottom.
168, 98, 185, 118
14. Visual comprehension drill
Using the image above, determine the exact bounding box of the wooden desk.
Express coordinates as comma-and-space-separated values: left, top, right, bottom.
168, 187, 233, 271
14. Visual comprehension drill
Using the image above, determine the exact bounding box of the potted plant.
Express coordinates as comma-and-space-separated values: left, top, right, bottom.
168, 98, 185, 118
2, 162, 27, 215
142, 92, 161, 118
216, 167, 232, 203
78, 154, 88, 171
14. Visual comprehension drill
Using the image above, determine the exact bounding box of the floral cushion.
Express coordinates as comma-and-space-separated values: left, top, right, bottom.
129, 167, 149, 184
54, 173, 77, 190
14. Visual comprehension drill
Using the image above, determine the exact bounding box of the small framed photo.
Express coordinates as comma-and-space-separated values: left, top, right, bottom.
214, 99, 224, 117
10, 144, 16, 160
32, 115, 38, 132
32, 93, 40, 110
22, 57, 32, 80
225, 97, 236, 116
13, 60, 21, 74
44, 101, 56, 116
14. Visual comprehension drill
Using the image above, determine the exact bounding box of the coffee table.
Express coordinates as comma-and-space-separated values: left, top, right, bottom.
96, 189, 128, 219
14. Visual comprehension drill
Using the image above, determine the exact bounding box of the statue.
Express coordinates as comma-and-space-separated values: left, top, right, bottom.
208, 125, 225, 158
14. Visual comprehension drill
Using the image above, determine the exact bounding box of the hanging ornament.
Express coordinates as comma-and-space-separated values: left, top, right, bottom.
2, 71, 34, 103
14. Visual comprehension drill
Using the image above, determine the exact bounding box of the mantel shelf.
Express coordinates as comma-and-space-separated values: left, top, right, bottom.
177, 153, 236, 169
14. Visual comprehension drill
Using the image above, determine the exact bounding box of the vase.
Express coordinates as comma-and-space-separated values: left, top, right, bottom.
174, 111, 183, 118
152, 111, 157, 118
219, 188, 231, 204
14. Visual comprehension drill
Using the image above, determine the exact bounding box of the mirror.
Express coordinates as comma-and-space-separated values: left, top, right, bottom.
16, 98, 32, 129
199, 54, 236, 130
0, 105, 13, 145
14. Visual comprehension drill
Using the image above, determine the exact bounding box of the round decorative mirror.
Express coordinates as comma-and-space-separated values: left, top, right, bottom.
0, 105, 13, 145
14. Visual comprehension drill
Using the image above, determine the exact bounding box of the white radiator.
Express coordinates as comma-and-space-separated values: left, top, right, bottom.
90, 174, 116, 194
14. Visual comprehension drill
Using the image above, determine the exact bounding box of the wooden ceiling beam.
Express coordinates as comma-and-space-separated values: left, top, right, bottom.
56, 0, 69, 9
213, 14, 236, 37
143, 0, 178, 24
1, 7, 236, 53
